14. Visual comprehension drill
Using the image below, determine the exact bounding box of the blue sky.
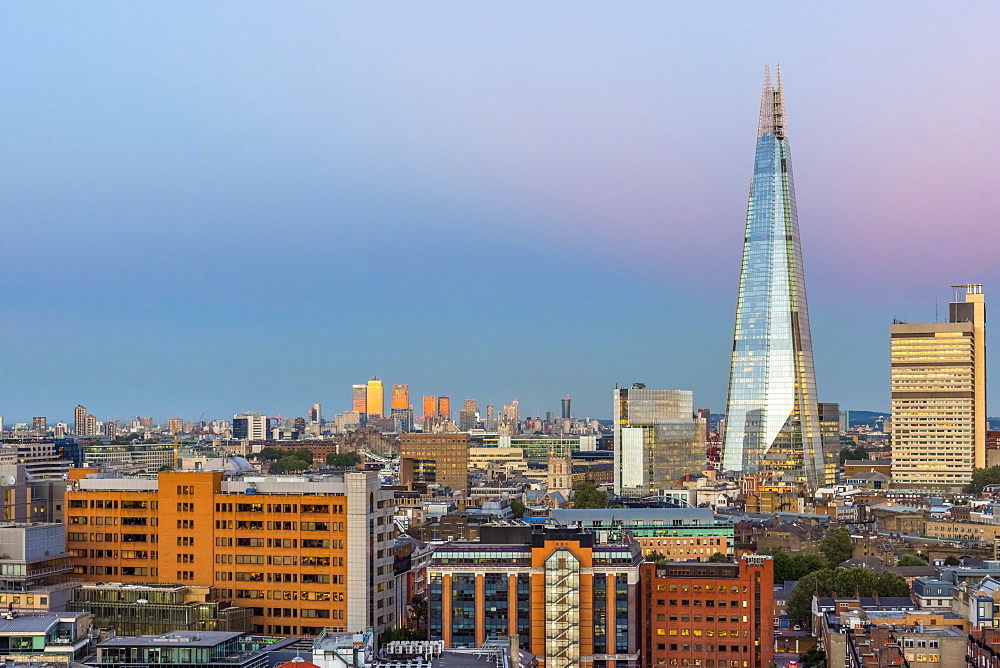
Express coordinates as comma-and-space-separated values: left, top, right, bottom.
3, 3, 1000, 424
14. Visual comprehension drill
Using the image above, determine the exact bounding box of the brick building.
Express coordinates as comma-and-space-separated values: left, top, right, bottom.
639, 555, 774, 668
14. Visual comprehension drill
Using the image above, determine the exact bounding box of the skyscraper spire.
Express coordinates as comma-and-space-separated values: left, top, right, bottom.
723, 68, 826, 491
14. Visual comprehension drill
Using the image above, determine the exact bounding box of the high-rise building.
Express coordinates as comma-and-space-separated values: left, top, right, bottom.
722, 68, 825, 491
458, 399, 478, 431
366, 377, 384, 418
436, 396, 451, 421
562, 396, 571, 420
890, 284, 986, 490
391, 384, 409, 410
74, 405, 88, 436
308, 403, 322, 423
352, 385, 367, 415
232, 413, 269, 441
613, 385, 706, 498
32, 417, 47, 433
485, 405, 496, 431
422, 396, 436, 423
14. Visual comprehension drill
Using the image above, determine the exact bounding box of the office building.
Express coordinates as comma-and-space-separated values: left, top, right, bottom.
639, 555, 775, 668
422, 396, 437, 425
722, 68, 825, 490
308, 404, 321, 424
562, 397, 571, 420
613, 386, 706, 498
66, 469, 395, 637
891, 284, 986, 490
32, 417, 46, 434
437, 396, 451, 421
391, 384, 409, 411
458, 399, 478, 431
70, 583, 252, 635
428, 524, 642, 668
399, 433, 469, 494
366, 377, 384, 418
352, 385, 367, 415
485, 405, 496, 431
0, 523, 76, 612
232, 413, 269, 441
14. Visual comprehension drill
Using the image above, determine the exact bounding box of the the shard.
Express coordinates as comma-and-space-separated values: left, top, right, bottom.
722, 68, 825, 490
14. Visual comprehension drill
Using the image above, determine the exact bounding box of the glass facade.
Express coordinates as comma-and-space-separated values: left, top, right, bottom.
544, 549, 580, 668
450, 573, 476, 647
723, 68, 824, 490
614, 388, 706, 497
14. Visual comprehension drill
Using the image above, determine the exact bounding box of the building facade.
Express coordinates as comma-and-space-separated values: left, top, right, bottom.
639, 555, 774, 668
722, 69, 825, 491
366, 377, 384, 419
399, 433, 469, 494
613, 386, 705, 498
891, 284, 986, 489
428, 525, 642, 668
65, 469, 395, 637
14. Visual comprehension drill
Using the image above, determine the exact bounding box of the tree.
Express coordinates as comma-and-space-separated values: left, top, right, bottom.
965, 466, 1000, 494
944, 555, 961, 566
409, 594, 428, 634
572, 482, 608, 509
896, 554, 928, 566
293, 448, 315, 465
799, 646, 826, 668
647, 551, 670, 564
257, 447, 285, 461
509, 499, 526, 519
326, 451, 363, 467
839, 445, 870, 464
270, 455, 311, 473
708, 552, 729, 562
767, 551, 828, 583
820, 527, 854, 566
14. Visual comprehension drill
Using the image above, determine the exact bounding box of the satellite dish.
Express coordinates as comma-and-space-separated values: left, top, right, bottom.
3, 476, 16, 486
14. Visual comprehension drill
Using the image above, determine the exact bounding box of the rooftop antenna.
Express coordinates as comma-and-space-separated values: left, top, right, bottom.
935, 299, 939, 323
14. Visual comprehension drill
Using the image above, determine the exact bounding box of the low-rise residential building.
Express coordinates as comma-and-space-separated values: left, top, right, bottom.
911, 577, 955, 610
927, 519, 1000, 543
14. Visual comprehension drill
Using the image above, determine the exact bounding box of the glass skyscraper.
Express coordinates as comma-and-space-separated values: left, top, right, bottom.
722, 68, 824, 490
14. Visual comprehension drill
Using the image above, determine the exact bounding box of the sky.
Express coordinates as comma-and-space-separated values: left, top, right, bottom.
3, 2, 1000, 425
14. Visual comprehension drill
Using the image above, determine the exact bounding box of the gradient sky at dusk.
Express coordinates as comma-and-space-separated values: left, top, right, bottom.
3, 2, 1000, 424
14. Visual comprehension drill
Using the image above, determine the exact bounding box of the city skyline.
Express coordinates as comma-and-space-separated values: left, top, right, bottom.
4, 4, 1000, 420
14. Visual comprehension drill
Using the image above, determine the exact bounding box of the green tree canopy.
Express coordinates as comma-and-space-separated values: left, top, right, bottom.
965, 466, 1000, 494
257, 447, 285, 461
799, 646, 826, 668
820, 527, 854, 566
767, 551, 828, 583
896, 554, 928, 566
326, 451, 363, 467
270, 455, 312, 473
708, 552, 729, 563
944, 555, 961, 566
572, 481, 608, 509
839, 446, 870, 464
509, 499, 526, 519
647, 551, 670, 564
786, 568, 909, 630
